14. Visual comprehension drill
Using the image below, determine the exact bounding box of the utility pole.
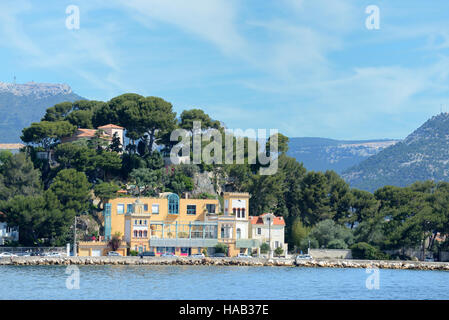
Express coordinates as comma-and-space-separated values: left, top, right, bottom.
268, 216, 272, 258
73, 215, 77, 257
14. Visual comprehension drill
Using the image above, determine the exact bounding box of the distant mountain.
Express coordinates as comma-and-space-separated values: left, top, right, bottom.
0, 81, 84, 143
342, 113, 449, 192
287, 137, 398, 173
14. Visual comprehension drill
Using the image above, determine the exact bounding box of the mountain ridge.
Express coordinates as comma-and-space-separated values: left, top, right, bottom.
0, 81, 84, 143
287, 137, 399, 173
342, 113, 449, 192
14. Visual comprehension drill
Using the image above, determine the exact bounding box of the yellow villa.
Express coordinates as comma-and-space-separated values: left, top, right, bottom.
78, 192, 285, 257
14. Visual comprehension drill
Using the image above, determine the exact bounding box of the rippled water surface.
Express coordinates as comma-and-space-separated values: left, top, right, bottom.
1, 265, 449, 299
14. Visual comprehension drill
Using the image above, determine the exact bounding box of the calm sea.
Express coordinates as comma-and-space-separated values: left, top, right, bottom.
1, 265, 448, 300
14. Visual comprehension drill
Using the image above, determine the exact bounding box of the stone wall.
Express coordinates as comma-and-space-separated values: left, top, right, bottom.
309, 249, 352, 259
1, 256, 449, 271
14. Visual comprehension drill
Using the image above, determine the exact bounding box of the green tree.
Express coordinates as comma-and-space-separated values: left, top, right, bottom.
291, 218, 310, 252
21, 121, 76, 151
129, 168, 162, 196
54, 143, 96, 172
0, 153, 42, 201
180, 109, 221, 133
94, 181, 120, 209
49, 169, 90, 215
302, 219, 354, 249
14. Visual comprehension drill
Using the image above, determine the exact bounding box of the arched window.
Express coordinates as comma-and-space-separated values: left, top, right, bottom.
236, 228, 241, 239
143, 230, 147, 238
134, 230, 138, 238
233, 208, 236, 215
241, 208, 245, 218
139, 230, 143, 238
237, 208, 241, 218
168, 193, 179, 214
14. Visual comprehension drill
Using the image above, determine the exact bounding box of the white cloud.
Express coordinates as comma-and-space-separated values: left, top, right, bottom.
120, 0, 247, 55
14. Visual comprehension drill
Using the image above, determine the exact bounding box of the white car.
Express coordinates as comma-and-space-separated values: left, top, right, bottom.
296, 254, 313, 260
237, 253, 252, 258
107, 251, 121, 256
0, 252, 18, 257
190, 253, 205, 258
47, 252, 61, 257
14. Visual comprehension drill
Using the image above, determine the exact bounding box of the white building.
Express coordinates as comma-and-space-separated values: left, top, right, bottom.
249, 213, 287, 256
0, 222, 19, 245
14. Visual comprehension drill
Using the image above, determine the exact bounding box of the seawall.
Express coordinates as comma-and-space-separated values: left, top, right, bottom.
1, 256, 449, 271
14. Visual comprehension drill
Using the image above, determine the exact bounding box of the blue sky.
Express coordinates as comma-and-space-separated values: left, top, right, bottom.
1, 0, 449, 140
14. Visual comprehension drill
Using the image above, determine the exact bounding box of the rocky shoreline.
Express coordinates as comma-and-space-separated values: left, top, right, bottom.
1, 256, 449, 271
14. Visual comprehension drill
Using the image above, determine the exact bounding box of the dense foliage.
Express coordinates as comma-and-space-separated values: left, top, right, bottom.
1, 93, 448, 260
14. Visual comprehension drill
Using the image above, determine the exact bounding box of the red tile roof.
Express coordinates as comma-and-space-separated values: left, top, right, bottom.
98, 124, 124, 129
0, 143, 25, 149
250, 213, 285, 226
75, 129, 98, 138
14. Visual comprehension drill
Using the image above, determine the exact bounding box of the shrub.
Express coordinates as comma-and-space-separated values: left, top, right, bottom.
274, 247, 284, 257
260, 242, 270, 254
129, 250, 138, 256
214, 243, 228, 254
350, 242, 389, 260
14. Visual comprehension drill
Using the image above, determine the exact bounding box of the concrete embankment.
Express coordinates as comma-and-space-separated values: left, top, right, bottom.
1, 256, 449, 271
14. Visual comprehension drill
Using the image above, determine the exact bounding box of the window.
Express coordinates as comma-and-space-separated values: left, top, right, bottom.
257, 228, 261, 235
144, 204, 149, 212
127, 204, 133, 213
144, 230, 148, 238
117, 204, 124, 214
237, 208, 241, 218
187, 205, 196, 215
233, 208, 236, 215
134, 220, 137, 225
241, 208, 245, 218
134, 230, 138, 238
236, 228, 241, 239
168, 194, 179, 214
206, 204, 216, 214
152, 204, 159, 214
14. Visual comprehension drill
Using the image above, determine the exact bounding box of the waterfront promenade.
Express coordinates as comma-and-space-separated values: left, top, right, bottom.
2, 256, 449, 271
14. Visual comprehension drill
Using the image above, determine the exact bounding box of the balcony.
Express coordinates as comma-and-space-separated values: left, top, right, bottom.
149, 237, 218, 248
236, 239, 260, 249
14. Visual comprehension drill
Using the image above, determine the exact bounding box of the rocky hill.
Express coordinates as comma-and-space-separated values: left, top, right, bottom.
287, 137, 398, 173
0, 81, 84, 143
342, 113, 449, 192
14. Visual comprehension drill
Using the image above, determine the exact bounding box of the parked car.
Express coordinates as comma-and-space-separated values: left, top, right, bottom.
161, 252, 175, 257
139, 251, 155, 257
31, 252, 44, 256
296, 254, 313, 260
213, 253, 226, 258
0, 252, 18, 257
190, 253, 205, 258
47, 252, 61, 257
107, 251, 121, 256
424, 257, 435, 262
237, 253, 252, 258
17, 252, 31, 257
